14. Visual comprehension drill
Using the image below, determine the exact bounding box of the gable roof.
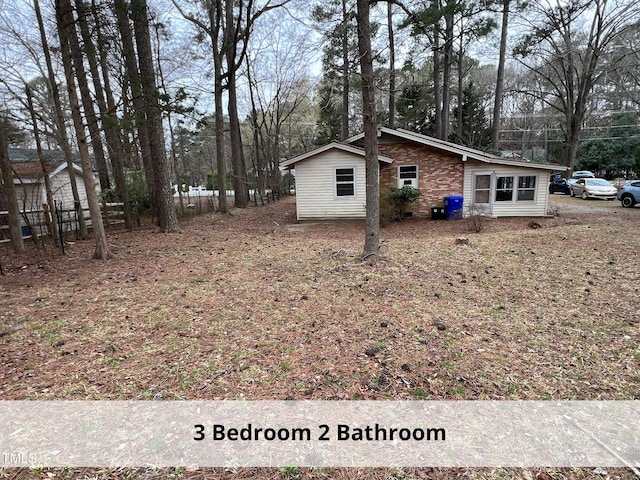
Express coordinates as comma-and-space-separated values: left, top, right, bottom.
8, 148, 79, 181
280, 142, 394, 169
347, 127, 568, 172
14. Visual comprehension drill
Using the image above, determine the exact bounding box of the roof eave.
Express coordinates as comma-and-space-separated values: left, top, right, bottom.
349, 127, 568, 171
280, 142, 393, 168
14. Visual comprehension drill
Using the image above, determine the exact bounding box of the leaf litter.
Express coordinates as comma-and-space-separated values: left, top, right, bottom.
0, 196, 639, 479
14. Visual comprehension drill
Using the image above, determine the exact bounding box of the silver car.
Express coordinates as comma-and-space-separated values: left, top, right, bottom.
571, 178, 618, 200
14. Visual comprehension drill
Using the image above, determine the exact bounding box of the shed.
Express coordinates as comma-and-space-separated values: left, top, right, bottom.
9, 148, 99, 211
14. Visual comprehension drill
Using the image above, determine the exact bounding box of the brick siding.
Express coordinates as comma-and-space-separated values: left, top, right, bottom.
378, 141, 464, 216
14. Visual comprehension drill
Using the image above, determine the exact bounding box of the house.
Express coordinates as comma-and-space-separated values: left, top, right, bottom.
280, 127, 567, 220
9, 148, 99, 212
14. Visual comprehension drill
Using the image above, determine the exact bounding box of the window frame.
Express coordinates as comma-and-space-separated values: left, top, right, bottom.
335, 167, 356, 198
517, 175, 537, 202
495, 175, 515, 202
473, 173, 492, 205
397, 164, 419, 189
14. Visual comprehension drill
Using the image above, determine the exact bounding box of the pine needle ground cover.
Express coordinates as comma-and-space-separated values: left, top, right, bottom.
1, 196, 638, 479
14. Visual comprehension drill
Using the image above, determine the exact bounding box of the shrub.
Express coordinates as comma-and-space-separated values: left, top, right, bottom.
126, 169, 151, 226
380, 186, 421, 222
466, 203, 488, 232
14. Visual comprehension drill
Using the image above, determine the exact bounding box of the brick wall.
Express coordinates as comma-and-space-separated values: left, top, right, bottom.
378, 141, 464, 216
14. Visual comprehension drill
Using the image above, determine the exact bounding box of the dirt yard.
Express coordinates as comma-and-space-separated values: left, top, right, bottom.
1, 195, 639, 479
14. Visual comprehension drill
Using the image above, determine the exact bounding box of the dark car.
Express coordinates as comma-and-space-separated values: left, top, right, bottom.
617, 180, 640, 208
549, 178, 572, 195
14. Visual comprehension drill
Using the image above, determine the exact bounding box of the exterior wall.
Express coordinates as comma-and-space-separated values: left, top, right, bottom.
14, 183, 41, 211
294, 150, 368, 220
378, 141, 464, 216
14, 169, 95, 212
49, 170, 94, 210
463, 161, 552, 217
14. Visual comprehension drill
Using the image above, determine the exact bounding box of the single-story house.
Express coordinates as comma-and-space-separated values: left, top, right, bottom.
280, 127, 568, 220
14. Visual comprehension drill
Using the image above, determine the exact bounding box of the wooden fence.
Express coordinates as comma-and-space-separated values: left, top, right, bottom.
252, 189, 289, 206
0, 202, 125, 244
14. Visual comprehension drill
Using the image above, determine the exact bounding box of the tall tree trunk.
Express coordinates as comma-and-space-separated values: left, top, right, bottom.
226, 55, 249, 207
456, 35, 464, 142
152, 22, 185, 216
130, 0, 179, 232
223, 0, 249, 208
82, 0, 133, 229
441, 7, 454, 140
340, 0, 350, 141
387, 2, 396, 129
0, 117, 24, 253
211, 0, 228, 213
55, 0, 113, 259
64, 0, 110, 196
356, 0, 379, 260
114, 0, 158, 218
492, 0, 510, 149
247, 61, 266, 196
34, 0, 88, 239
26, 86, 59, 247
432, 0, 442, 139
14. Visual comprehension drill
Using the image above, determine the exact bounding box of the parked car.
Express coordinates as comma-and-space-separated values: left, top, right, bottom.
571, 170, 596, 179
549, 178, 572, 195
617, 180, 640, 208
571, 178, 618, 200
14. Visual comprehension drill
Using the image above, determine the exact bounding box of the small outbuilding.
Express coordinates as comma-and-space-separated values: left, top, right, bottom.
281, 128, 567, 220
9, 148, 98, 212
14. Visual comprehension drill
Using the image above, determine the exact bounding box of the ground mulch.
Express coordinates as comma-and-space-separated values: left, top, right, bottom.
1, 196, 639, 479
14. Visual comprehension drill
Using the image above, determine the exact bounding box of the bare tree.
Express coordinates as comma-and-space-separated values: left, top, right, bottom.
172, 0, 230, 213
340, 0, 352, 141
130, 0, 179, 232
0, 116, 24, 253
173, 0, 290, 212
55, 0, 113, 259
34, 0, 88, 239
224, 0, 249, 208
492, 0, 511, 149
513, 0, 640, 172
245, 13, 316, 195
60, 0, 111, 197
77, 0, 133, 230
356, 0, 379, 260
25, 85, 59, 247
387, 1, 396, 129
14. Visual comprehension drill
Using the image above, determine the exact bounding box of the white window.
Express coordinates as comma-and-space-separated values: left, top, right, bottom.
398, 165, 418, 189
473, 174, 491, 204
495, 176, 514, 202
335, 168, 355, 197
517, 175, 536, 201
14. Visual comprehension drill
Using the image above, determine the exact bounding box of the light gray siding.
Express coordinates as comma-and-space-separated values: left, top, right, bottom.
463, 162, 551, 217
295, 150, 368, 220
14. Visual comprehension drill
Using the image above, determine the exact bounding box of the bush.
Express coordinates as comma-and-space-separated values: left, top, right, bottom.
466, 203, 488, 232
380, 186, 421, 223
126, 169, 151, 226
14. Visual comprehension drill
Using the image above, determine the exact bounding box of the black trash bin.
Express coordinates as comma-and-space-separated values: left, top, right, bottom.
431, 207, 446, 220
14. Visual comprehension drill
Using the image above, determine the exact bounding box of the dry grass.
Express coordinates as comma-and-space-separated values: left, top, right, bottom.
1, 196, 639, 479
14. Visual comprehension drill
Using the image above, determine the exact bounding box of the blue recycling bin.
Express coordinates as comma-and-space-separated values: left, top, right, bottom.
443, 195, 463, 220
21, 225, 31, 237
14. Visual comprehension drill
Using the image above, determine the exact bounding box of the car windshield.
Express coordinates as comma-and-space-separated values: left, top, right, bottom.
586, 179, 611, 186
